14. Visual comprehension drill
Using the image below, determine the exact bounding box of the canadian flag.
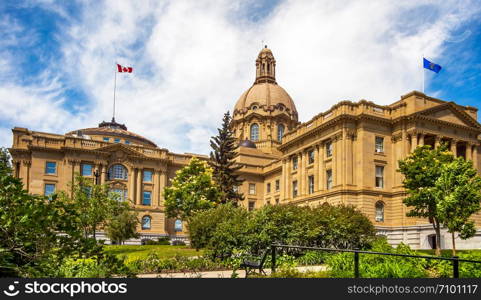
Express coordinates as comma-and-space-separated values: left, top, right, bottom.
117, 64, 133, 73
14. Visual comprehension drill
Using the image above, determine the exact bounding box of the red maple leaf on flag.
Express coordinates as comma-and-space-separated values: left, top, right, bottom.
117, 64, 133, 73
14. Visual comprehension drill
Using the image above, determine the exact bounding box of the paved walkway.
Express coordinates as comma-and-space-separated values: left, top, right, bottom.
137, 265, 327, 278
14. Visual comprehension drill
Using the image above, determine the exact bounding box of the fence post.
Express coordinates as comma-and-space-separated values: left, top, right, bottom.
452, 256, 459, 278
354, 251, 360, 278
271, 245, 277, 273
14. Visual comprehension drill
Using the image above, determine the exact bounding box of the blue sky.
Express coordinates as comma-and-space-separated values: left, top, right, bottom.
1, 1, 480, 154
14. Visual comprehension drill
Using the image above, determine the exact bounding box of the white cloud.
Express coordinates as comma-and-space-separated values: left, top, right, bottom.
1, 0, 480, 154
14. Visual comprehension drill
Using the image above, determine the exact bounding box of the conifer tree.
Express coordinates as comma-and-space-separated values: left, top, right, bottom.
209, 111, 244, 205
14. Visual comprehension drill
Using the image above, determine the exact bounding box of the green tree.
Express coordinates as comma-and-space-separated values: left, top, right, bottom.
164, 157, 221, 220
209, 111, 244, 205
0, 147, 11, 174
435, 157, 481, 256
0, 165, 101, 276
398, 145, 454, 256
58, 175, 120, 239
104, 204, 139, 245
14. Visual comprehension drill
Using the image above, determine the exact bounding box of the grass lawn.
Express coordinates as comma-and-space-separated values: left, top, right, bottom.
105, 245, 204, 263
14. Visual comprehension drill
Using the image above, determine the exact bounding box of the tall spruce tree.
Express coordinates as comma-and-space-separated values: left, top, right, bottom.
209, 111, 244, 205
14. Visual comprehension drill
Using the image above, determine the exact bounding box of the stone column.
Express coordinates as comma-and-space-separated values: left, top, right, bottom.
473, 145, 479, 172
129, 168, 136, 203
136, 168, 142, 205
451, 139, 457, 157
313, 146, 319, 191
280, 159, 286, 200
346, 131, 353, 185
153, 170, 160, 207
318, 143, 324, 191
99, 164, 106, 184
418, 134, 425, 146
159, 170, 167, 206
466, 143, 473, 161
300, 151, 306, 195
410, 133, 417, 152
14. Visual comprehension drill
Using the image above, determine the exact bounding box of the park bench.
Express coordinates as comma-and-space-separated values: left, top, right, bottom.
240, 249, 269, 277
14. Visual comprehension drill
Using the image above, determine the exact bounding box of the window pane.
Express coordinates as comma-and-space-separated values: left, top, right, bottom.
308, 175, 314, 194
143, 170, 152, 182
175, 220, 183, 232
277, 124, 285, 142
292, 156, 298, 169
275, 180, 280, 191
81, 164, 92, 176
248, 201, 255, 211
109, 164, 128, 180
45, 162, 56, 174
103, 137, 110, 142
326, 170, 333, 189
114, 138, 120, 143
249, 183, 256, 195
250, 124, 259, 141
142, 216, 151, 229
44, 184, 55, 197
293, 181, 298, 197
308, 150, 315, 164
143, 191, 151, 205
375, 202, 384, 222
326, 142, 333, 157
375, 137, 384, 153
111, 188, 127, 201
267, 183, 271, 193
125, 140, 130, 144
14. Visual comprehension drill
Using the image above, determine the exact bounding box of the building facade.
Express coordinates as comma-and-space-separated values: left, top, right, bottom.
9, 47, 481, 248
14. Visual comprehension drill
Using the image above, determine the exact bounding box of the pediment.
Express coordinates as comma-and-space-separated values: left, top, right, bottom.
96, 143, 146, 158
417, 103, 481, 129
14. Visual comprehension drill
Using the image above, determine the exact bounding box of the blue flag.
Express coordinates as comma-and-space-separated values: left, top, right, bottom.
423, 58, 442, 73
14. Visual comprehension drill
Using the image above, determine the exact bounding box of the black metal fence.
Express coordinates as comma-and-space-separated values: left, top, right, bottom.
270, 244, 481, 278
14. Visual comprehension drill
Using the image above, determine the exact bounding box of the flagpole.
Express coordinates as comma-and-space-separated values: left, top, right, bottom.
113, 63, 117, 121
422, 54, 425, 94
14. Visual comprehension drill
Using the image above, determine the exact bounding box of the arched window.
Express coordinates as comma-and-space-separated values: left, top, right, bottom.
175, 219, 183, 232
375, 201, 384, 222
277, 124, 285, 142
109, 164, 128, 180
250, 123, 259, 141
141, 216, 151, 230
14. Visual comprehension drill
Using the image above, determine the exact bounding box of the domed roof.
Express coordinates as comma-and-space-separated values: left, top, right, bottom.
66, 118, 157, 147
239, 138, 257, 148
233, 46, 298, 118
234, 82, 297, 114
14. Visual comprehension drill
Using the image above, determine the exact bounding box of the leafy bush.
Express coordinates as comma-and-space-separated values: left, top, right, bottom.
57, 254, 134, 278
327, 238, 428, 278
126, 253, 221, 274
142, 237, 171, 245
188, 203, 376, 259
427, 252, 481, 278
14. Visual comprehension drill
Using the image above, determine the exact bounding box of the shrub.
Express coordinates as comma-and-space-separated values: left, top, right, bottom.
142, 237, 171, 245
327, 238, 428, 278
427, 252, 481, 278
188, 203, 376, 259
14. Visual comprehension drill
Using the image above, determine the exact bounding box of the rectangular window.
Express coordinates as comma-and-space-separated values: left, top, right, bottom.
266, 183, 271, 193
81, 163, 92, 176
375, 166, 384, 188
143, 191, 152, 205
44, 184, 55, 198
248, 201, 255, 211
249, 183, 256, 195
103, 137, 110, 142
375, 136, 384, 153
111, 189, 127, 201
114, 138, 120, 143
292, 180, 298, 197
326, 170, 333, 189
308, 150, 315, 164
292, 156, 298, 170
308, 175, 314, 194
275, 179, 280, 192
45, 162, 56, 174
326, 141, 333, 157
125, 140, 130, 145
143, 170, 153, 182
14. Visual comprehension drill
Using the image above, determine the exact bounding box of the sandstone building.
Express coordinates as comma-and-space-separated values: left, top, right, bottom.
9, 47, 481, 248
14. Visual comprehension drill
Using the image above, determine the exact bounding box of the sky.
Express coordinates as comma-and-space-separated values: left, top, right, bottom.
1, 0, 481, 155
